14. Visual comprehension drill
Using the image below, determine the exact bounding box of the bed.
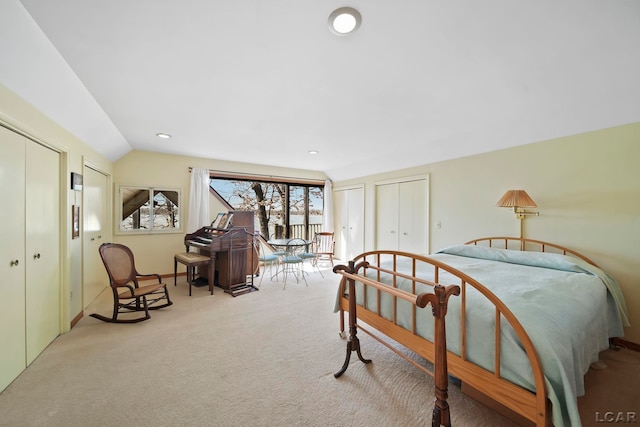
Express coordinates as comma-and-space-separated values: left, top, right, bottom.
333, 237, 629, 427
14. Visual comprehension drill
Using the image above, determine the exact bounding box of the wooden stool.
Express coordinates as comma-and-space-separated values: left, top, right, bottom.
174, 252, 211, 296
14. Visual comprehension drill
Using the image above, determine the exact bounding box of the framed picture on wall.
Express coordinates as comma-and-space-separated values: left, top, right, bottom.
72, 205, 80, 239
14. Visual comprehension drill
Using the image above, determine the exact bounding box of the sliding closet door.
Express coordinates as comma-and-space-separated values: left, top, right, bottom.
0, 126, 27, 391
25, 141, 61, 364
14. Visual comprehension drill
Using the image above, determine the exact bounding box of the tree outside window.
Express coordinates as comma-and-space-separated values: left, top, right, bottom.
210, 178, 323, 240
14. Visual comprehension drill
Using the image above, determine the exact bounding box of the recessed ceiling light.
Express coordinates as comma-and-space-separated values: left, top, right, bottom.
328, 7, 361, 36
308, 150, 319, 155
156, 132, 172, 139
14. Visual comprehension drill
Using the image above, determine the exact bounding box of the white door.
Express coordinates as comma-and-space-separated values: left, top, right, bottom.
0, 127, 27, 391
346, 187, 364, 259
334, 190, 347, 261
398, 179, 428, 254
375, 178, 429, 253
83, 166, 109, 309
376, 183, 399, 250
334, 187, 364, 261
25, 141, 61, 364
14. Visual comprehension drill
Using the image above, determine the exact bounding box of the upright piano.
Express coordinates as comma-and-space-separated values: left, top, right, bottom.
184, 211, 258, 296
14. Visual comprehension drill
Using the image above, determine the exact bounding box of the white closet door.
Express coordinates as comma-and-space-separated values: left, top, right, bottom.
0, 127, 27, 391
25, 141, 60, 364
398, 179, 428, 254
346, 187, 364, 259
376, 177, 429, 253
334, 187, 365, 261
83, 165, 109, 309
334, 189, 348, 261
376, 183, 399, 250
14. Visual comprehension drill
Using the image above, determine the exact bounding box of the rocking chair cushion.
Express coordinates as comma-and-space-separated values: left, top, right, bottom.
118, 282, 166, 299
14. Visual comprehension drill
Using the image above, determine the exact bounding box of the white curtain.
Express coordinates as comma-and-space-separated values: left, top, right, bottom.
322, 179, 334, 232
187, 168, 211, 233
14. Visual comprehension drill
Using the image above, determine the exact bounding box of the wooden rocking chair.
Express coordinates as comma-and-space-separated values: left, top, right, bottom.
91, 243, 173, 323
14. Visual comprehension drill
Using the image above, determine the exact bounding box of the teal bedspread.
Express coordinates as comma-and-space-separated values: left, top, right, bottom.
339, 245, 629, 427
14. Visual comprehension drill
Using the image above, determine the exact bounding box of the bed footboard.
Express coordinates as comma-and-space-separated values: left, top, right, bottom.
333, 260, 460, 427
335, 249, 549, 427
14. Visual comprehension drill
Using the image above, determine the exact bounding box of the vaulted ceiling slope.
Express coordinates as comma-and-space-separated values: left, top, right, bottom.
3, 1, 640, 181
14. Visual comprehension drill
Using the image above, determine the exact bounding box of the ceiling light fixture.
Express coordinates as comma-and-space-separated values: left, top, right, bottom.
328, 7, 361, 36
308, 150, 319, 155
156, 132, 172, 139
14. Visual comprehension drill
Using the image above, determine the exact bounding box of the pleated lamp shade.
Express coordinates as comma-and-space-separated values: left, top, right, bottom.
496, 190, 537, 208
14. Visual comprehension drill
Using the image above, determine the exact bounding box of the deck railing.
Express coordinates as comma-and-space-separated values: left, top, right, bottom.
291, 223, 322, 239
273, 223, 323, 240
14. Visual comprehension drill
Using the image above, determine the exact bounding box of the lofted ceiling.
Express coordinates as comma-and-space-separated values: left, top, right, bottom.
3, 1, 640, 181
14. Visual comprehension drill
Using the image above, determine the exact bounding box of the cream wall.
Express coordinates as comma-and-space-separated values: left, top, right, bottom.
3, 79, 637, 344
0, 84, 114, 330
334, 122, 640, 344
113, 150, 327, 277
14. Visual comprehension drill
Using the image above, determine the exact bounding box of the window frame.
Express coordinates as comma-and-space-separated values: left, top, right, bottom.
115, 184, 182, 235
209, 172, 324, 240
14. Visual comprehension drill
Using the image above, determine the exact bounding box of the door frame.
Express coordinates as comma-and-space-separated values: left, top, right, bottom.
81, 160, 112, 315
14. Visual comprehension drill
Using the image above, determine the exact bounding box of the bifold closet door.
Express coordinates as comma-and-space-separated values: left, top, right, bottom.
25, 140, 61, 364
0, 126, 27, 392
375, 178, 428, 253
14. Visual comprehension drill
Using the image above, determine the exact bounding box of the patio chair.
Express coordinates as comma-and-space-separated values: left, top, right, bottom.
281, 238, 308, 289
256, 239, 280, 286
311, 231, 335, 267
300, 234, 325, 278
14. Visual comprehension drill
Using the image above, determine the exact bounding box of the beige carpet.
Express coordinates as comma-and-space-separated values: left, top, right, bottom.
578, 344, 640, 427
0, 265, 637, 427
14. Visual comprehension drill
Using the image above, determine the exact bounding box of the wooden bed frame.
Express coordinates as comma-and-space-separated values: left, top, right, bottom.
334, 261, 461, 427
334, 237, 600, 427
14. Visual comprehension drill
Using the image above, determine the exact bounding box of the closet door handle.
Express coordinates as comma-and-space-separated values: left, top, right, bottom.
10, 260, 19, 266
33, 253, 41, 259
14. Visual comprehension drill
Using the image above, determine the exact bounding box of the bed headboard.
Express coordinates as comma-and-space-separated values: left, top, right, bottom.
464, 236, 598, 266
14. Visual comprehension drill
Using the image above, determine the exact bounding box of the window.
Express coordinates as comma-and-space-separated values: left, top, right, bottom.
210, 176, 323, 240
117, 185, 181, 233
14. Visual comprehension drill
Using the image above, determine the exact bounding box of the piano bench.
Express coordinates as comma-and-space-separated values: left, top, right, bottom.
174, 252, 211, 296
